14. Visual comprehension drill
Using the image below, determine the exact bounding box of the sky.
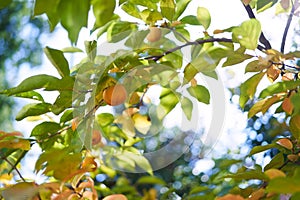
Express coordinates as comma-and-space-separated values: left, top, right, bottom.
10, 0, 299, 181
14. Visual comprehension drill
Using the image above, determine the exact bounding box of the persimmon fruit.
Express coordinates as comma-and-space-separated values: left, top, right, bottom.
103, 84, 127, 106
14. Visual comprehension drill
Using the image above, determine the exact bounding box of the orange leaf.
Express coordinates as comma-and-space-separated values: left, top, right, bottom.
264, 169, 286, 179
276, 138, 293, 150
282, 97, 294, 115
81, 157, 97, 172
282, 72, 294, 81
216, 194, 244, 200
103, 194, 128, 200
267, 65, 280, 82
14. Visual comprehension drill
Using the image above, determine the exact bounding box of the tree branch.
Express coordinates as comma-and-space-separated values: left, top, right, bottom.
1, 155, 26, 182
243, 4, 272, 50
281, 0, 296, 53
144, 37, 233, 61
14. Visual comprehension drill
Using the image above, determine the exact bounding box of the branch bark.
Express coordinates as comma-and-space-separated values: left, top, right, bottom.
281, 0, 296, 53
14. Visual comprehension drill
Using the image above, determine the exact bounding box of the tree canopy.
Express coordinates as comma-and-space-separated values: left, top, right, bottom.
1, 0, 300, 199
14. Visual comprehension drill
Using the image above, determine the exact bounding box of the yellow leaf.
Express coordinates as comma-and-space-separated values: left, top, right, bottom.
2, 182, 39, 200
287, 154, 298, 162
248, 188, 265, 200
264, 169, 286, 180
132, 113, 151, 135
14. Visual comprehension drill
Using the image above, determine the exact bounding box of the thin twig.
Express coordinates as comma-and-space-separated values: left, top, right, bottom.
281, 0, 296, 53
1, 155, 26, 182
144, 37, 233, 61
243, 4, 272, 50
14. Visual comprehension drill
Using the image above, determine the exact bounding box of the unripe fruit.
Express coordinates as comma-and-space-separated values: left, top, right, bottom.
103, 84, 127, 106
146, 27, 162, 42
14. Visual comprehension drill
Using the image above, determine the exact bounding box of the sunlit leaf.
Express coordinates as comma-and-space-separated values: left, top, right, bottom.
181, 97, 193, 120
121, 2, 141, 19
223, 51, 253, 67
248, 95, 281, 118
257, 0, 278, 13
92, 0, 115, 30
107, 21, 137, 43
34, 0, 60, 31
259, 80, 300, 98
249, 143, 276, 155
14, 91, 44, 102
224, 170, 268, 181
160, 0, 175, 21
239, 72, 265, 108
58, 0, 89, 43
61, 47, 83, 53
44, 47, 70, 77
16, 103, 51, 121
132, 113, 151, 135
197, 7, 211, 29
180, 15, 201, 25
267, 177, 300, 193
174, 0, 192, 19
0, 136, 30, 151
232, 19, 261, 50
31, 122, 61, 140
158, 88, 179, 119
187, 85, 210, 104
276, 138, 293, 150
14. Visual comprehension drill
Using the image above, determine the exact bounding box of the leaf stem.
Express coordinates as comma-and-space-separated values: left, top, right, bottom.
281, 0, 296, 53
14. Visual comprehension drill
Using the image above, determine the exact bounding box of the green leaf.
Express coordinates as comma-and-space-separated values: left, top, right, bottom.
44, 47, 70, 77
92, 0, 116, 29
249, 143, 276, 155
197, 7, 211, 29
0, 75, 61, 95
58, 0, 90, 43
16, 103, 52, 121
31, 122, 61, 140
61, 47, 83, 53
0, 0, 12, 9
121, 2, 141, 19
14, 91, 44, 102
259, 80, 300, 98
184, 47, 228, 83
158, 88, 179, 119
107, 21, 137, 43
290, 115, 300, 140
257, 0, 278, 13
174, 0, 192, 19
60, 110, 73, 123
264, 152, 284, 170
173, 27, 190, 42
34, 0, 61, 31
130, 153, 153, 175
180, 15, 201, 25
224, 170, 268, 181
232, 19, 261, 50
187, 85, 210, 104
201, 71, 218, 80
130, 0, 157, 10
239, 72, 265, 108
189, 186, 209, 195
51, 91, 72, 115
245, 60, 263, 72
140, 9, 163, 24
160, 0, 176, 21
222, 52, 253, 67
136, 176, 166, 185
181, 97, 193, 120
97, 113, 115, 127
125, 30, 148, 49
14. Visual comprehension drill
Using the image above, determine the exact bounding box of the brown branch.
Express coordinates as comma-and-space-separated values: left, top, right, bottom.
144, 37, 233, 61
281, 0, 296, 53
1, 155, 26, 182
243, 4, 272, 50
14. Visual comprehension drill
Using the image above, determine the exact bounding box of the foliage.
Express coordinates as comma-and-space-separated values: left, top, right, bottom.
1, 0, 300, 199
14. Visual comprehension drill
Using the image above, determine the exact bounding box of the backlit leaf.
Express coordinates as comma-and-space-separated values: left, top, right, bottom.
180, 15, 201, 25
181, 97, 193, 120
290, 114, 300, 139
160, 0, 176, 21
249, 143, 276, 155
92, 0, 115, 29
259, 80, 300, 98
233, 19, 261, 50
197, 7, 211, 29
44, 47, 70, 77
16, 103, 51, 121
239, 72, 265, 108
174, 0, 192, 19
187, 85, 210, 104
